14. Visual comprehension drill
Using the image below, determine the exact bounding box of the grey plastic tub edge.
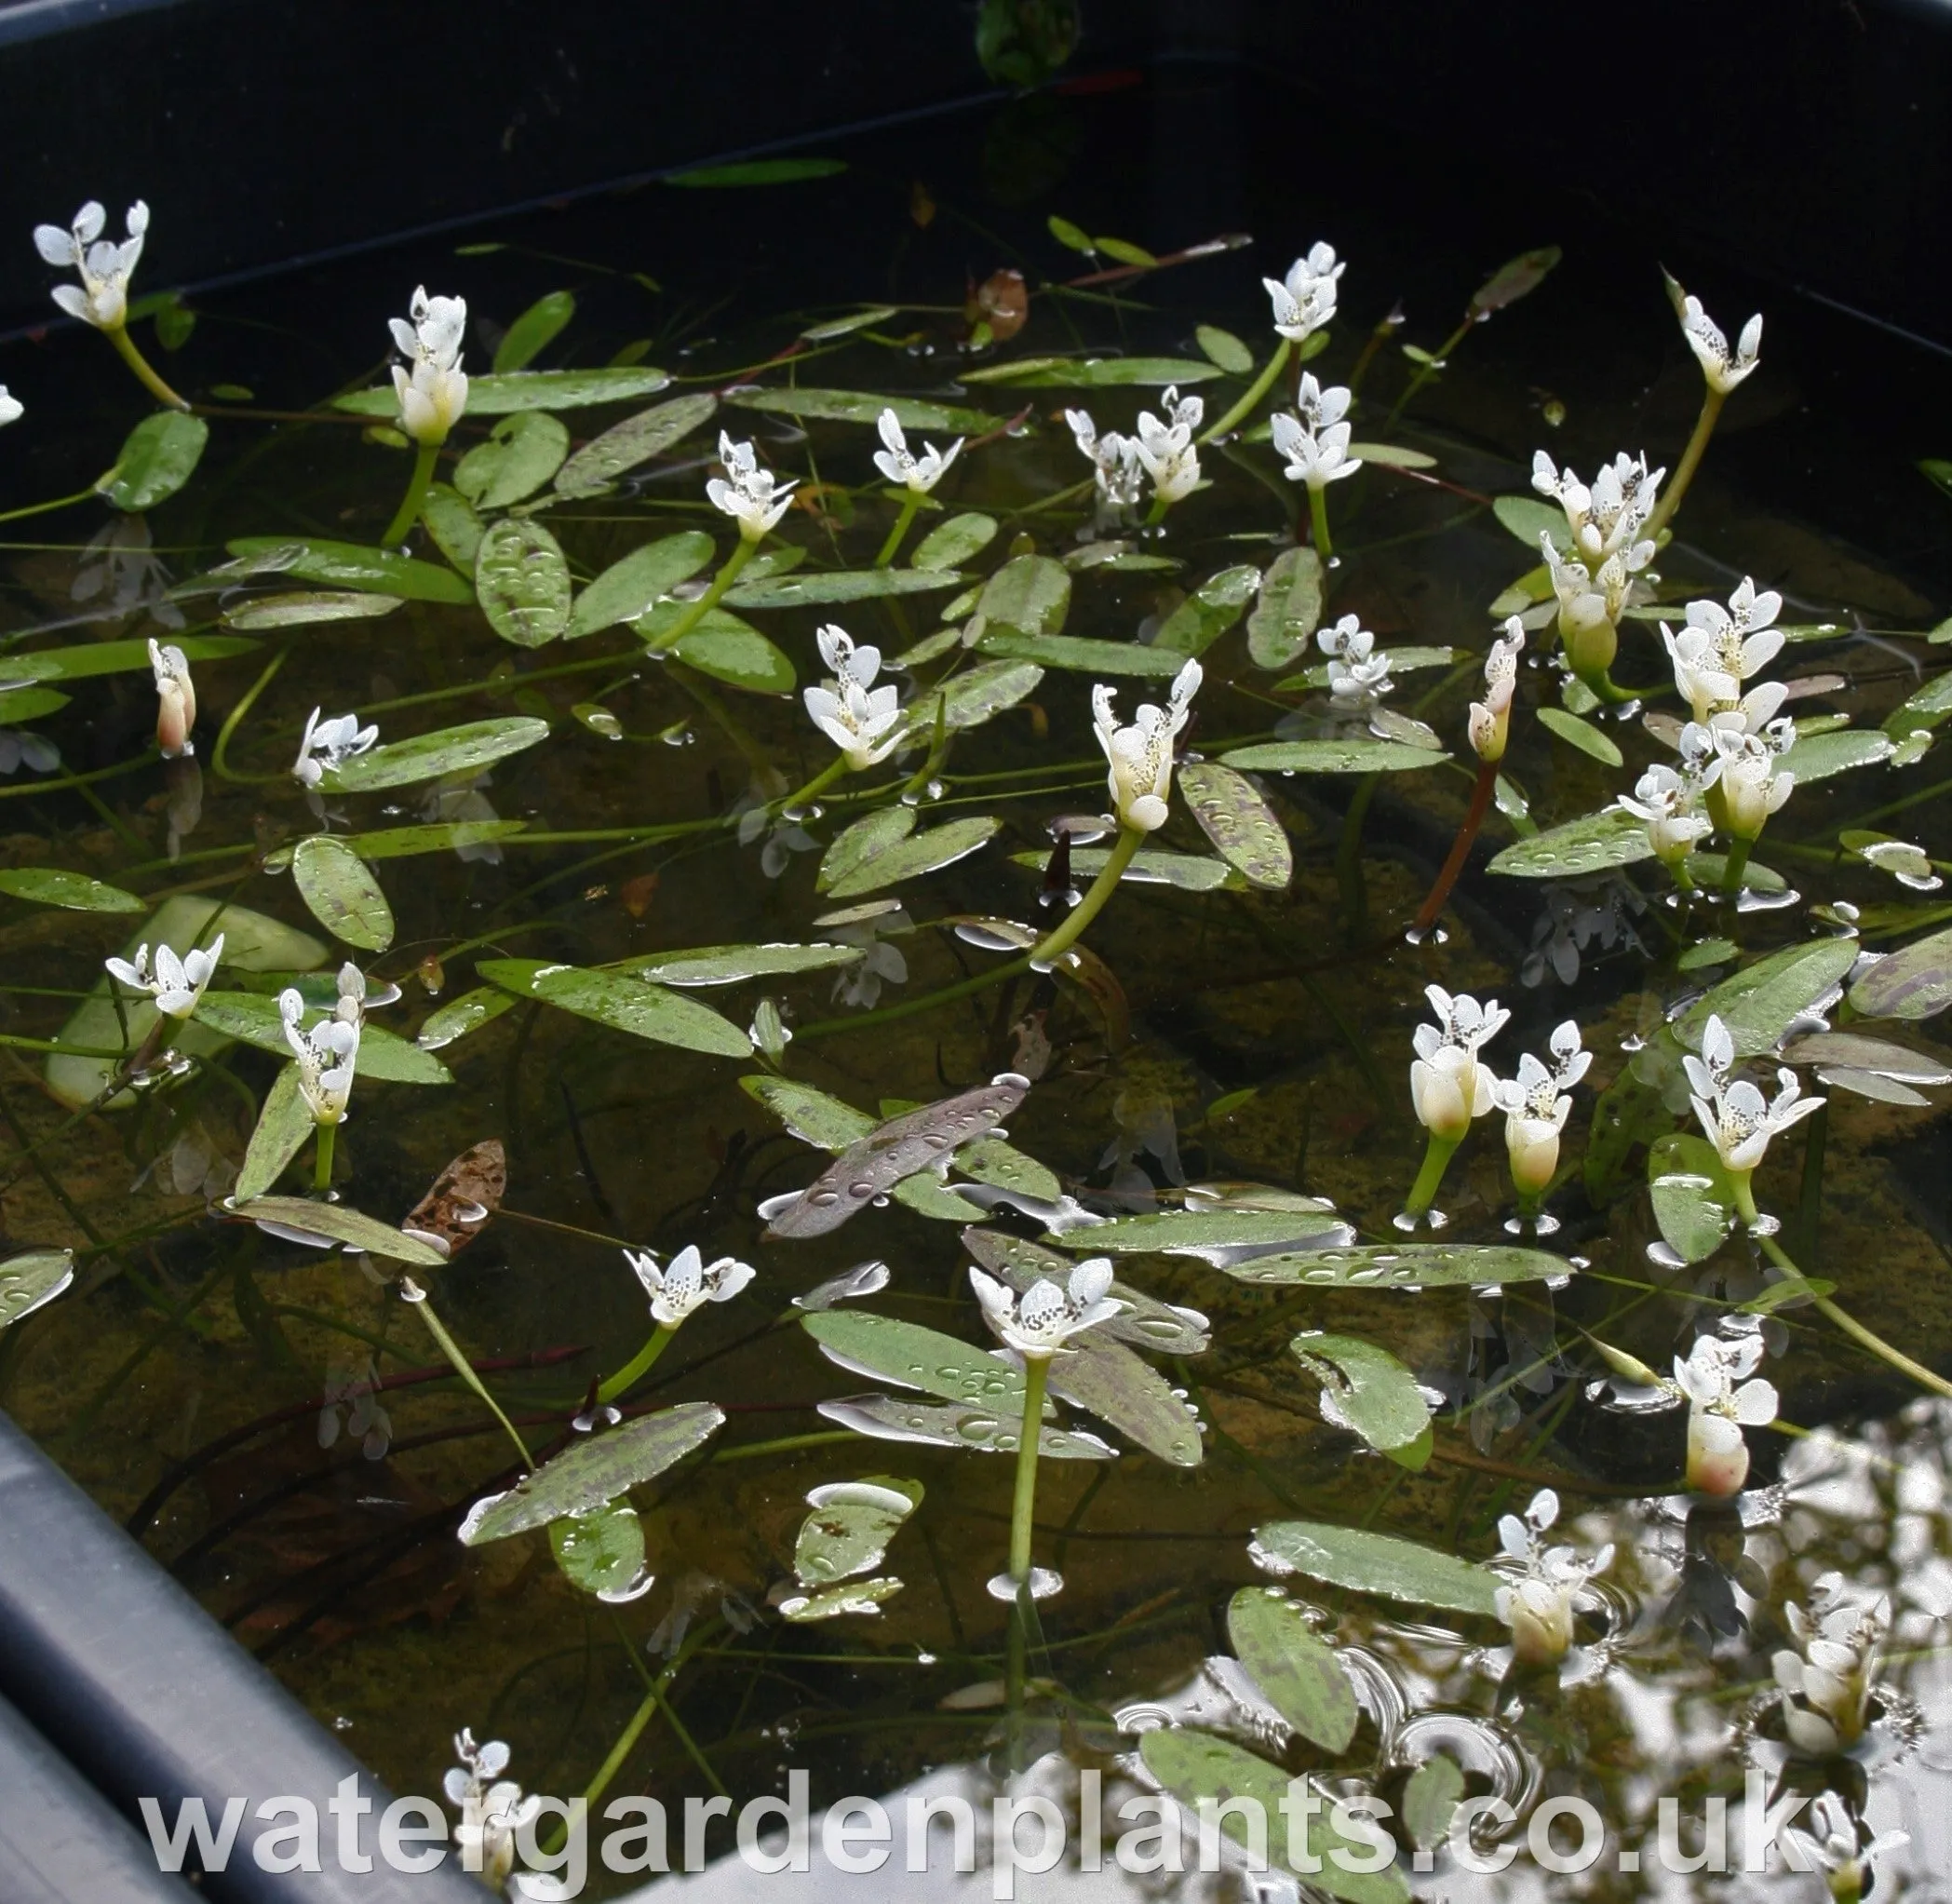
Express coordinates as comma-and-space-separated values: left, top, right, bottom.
0, 1411, 480, 1901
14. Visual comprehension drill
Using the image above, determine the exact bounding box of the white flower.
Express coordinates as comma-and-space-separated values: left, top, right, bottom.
802, 624, 904, 770
1492, 1488, 1614, 1666
1409, 985, 1508, 1141
444, 1729, 540, 1887
387, 286, 469, 446
1531, 451, 1663, 569
1700, 708, 1796, 839
332, 961, 369, 1027
1469, 619, 1526, 762
105, 933, 223, 1020
872, 408, 960, 493
1617, 763, 1714, 867
1091, 658, 1201, 832
1132, 385, 1203, 505
1262, 240, 1343, 342
707, 431, 796, 540
625, 1243, 755, 1330
1678, 294, 1763, 395
968, 1256, 1122, 1360
292, 707, 379, 790
1684, 1012, 1824, 1178
1773, 1575, 1890, 1758
34, 199, 148, 330
147, 638, 195, 759
1492, 1020, 1590, 1196
1662, 576, 1785, 720
280, 988, 359, 1126
1785, 1794, 1906, 1904
1270, 385, 1361, 489
1066, 409, 1146, 513
1540, 541, 1636, 679
1675, 1330, 1778, 1496
1316, 614, 1393, 704
0, 387, 21, 426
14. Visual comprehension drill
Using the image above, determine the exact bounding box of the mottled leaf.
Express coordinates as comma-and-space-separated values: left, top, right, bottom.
554, 392, 719, 497
1177, 761, 1291, 889
229, 1195, 449, 1264
1227, 1587, 1359, 1752
290, 834, 395, 952
476, 517, 572, 647
1252, 1519, 1501, 1616
1247, 547, 1324, 670
1488, 806, 1651, 877
477, 959, 750, 1058
1223, 1243, 1571, 1289
224, 537, 475, 603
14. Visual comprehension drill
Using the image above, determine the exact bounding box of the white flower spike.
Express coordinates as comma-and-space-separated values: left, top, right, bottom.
1316, 614, 1393, 705
1492, 1020, 1590, 1202
388, 287, 469, 446
1469, 619, 1525, 763
1678, 294, 1763, 396
1661, 576, 1785, 721
1698, 709, 1796, 841
291, 707, 379, 791
707, 432, 796, 540
1263, 240, 1343, 343
1785, 1793, 1907, 1904
1773, 1573, 1890, 1758
968, 1257, 1123, 1360
279, 988, 359, 1126
802, 625, 905, 770
444, 1729, 540, 1886
1616, 762, 1714, 870
624, 1243, 756, 1330
1674, 1330, 1778, 1496
1409, 985, 1509, 1141
1066, 408, 1146, 516
147, 638, 195, 759
34, 199, 148, 331
1132, 385, 1203, 506
105, 934, 223, 1020
872, 408, 960, 494
1270, 376, 1361, 491
1685, 1012, 1824, 1178
1492, 1487, 1614, 1666
1091, 658, 1201, 832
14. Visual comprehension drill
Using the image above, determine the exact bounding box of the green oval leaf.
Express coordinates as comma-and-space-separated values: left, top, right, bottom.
492, 290, 576, 373
265, 820, 528, 867
1488, 805, 1651, 877
816, 1394, 1112, 1460
630, 942, 860, 986
1223, 1242, 1572, 1289
421, 484, 484, 569
1253, 1519, 1501, 1616
1013, 844, 1238, 890
1403, 1756, 1466, 1851
1785, 725, 1894, 782
230, 1195, 450, 1264
817, 805, 914, 894
327, 717, 551, 792
554, 393, 719, 498
1221, 738, 1450, 774
460, 1402, 725, 1543
1061, 1207, 1344, 1259
799, 306, 900, 342
911, 512, 999, 572
101, 411, 209, 512
977, 553, 1070, 640
192, 993, 452, 1084
1470, 245, 1563, 317
803, 1312, 1030, 1411
1177, 762, 1292, 890
475, 517, 571, 647
1227, 1587, 1359, 1752
235, 1062, 314, 1201
0, 1249, 74, 1330
1196, 324, 1254, 375
1289, 1331, 1432, 1456
333, 367, 671, 416
1154, 564, 1260, 656
290, 834, 395, 952
978, 631, 1189, 677
1536, 705, 1624, 766
568, 532, 715, 639
960, 356, 1222, 387
1247, 547, 1324, 670
1851, 924, 1952, 1021
673, 621, 796, 693
551, 1503, 645, 1597
792, 1477, 922, 1587
724, 387, 1000, 435
1648, 1131, 1735, 1265
1493, 493, 1571, 550
454, 412, 569, 509
0, 868, 142, 912
225, 536, 475, 603
1046, 1334, 1205, 1465
726, 568, 966, 610
918, 658, 1043, 736
822, 816, 1001, 899
222, 590, 404, 631
416, 986, 517, 1050
1676, 938, 1860, 1057
0, 633, 257, 685
478, 958, 751, 1059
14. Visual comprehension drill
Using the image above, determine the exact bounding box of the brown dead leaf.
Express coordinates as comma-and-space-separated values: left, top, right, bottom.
620, 872, 660, 919
972, 268, 1029, 342
402, 1141, 506, 1257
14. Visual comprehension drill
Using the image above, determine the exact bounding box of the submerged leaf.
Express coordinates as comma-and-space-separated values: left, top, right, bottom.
1252, 1519, 1501, 1616
478, 959, 751, 1059
1469, 244, 1563, 316
1227, 1587, 1359, 1752
1177, 762, 1292, 889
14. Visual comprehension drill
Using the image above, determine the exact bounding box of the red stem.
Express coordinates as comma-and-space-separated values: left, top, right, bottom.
1413, 758, 1499, 936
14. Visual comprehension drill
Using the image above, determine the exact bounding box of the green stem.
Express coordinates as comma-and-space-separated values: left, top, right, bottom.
0, 481, 115, 526
1733, 1180, 1952, 1401
402, 1284, 534, 1466
644, 537, 757, 655
1008, 1356, 1051, 1584
776, 753, 849, 816
313, 1120, 336, 1193
873, 492, 922, 567
1575, 663, 1641, 705
1643, 385, 1725, 543
1403, 1132, 1461, 1218
795, 954, 1030, 1043
1307, 482, 1334, 560
1143, 493, 1171, 529
210, 648, 289, 784
1198, 335, 1293, 443
596, 1323, 676, 1406
1720, 835, 1755, 898
1794, 1101, 1827, 1264
1336, 775, 1379, 940
1028, 825, 1144, 966
105, 324, 190, 412
381, 439, 440, 547
1387, 316, 1474, 425
1670, 855, 1698, 893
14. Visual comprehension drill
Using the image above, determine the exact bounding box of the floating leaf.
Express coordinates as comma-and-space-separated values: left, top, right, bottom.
421, 484, 484, 569
724, 388, 1000, 435
976, 553, 1071, 641
291, 834, 395, 952
1196, 324, 1254, 375
230, 1195, 449, 1263
959, 356, 1221, 387
792, 1477, 922, 1586
225, 536, 475, 603
668, 157, 846, 186
101, 411, 209, 511
726, 567, 965, 610
0, 868, 141, 912
817, 805, 915, 893
1492, 494, 1570, 551
1253, 1519, 1500, 1616
335, 367, 670, 416
416, 986, 517, 1050
1536, 706, 1624, 766
235, 1063, 313, 1201
1066, 1206, 1345, 1260
1649, 1132, 1736, 1265
477, 959, 750, 1059
492, 290, 575, 373
264, 820, 528, 868
962, 1228, 1210, 1355
978, 630, 1187, 677
0, 686, 68, 724
222, 590, 404, 631
1290, 1332, 1432, 1458
454, 412, 569, 509
1677, 938, 1859, 1057
568, 532, 714, 639
1277, 646, 1458, 693
192, 993, 452, 1084
1016, 845, 1237, 890
0, 1249, 74, 1330
911, 512, 998, 572
1785, 726, 1893, 782
1345, 441, 1438, 469
799, 305, 900, 342
1223, 1242, 1571, 1289
1227, 1587, 1359, 1753
1177, 762, 1291, 889
328, 717, 551, 792
1470, 245, 1563, 316
631, 942, 860, 986
816, 1395, 1113, 1460
1488, 806, 1651, 878
672, 622, 797, 694
554, 393, 719, 497
475, 517, 572, 647
1222, 738, 1449, 775
1850, 925, 1952, 1021
822, 816, 1000, 899
802, 1312, 1030, 1410
1043, 1333, 1204, 1465
779, 1576, 905, 1620
1885, 668, 1952, 737
1, 633, 256, 686
1403, 1756, 1466, 1851
1247, 547, 1324, 669
460, 1402, 725, 1543
551, 1504, 645, 1598
1153, 564, 1260, 656
918, 658, 1044, 736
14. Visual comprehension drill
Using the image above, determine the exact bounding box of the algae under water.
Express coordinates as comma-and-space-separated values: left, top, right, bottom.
0, 73, 1950, 1899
